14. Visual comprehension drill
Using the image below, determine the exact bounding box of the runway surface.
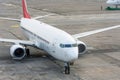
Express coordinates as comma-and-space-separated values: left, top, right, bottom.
0, 0, 120, 80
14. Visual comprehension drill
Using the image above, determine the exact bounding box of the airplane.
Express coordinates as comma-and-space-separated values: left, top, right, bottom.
0, 0, 120, 74
106, 0, 120, 8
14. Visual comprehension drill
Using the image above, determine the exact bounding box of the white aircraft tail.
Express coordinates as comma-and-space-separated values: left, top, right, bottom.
22, 0, 31, 18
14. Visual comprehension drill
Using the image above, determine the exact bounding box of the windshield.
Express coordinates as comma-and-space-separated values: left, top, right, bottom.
60, 43, 77, 48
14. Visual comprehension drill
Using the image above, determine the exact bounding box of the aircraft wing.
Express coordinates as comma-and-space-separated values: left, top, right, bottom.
33, 14, 54, 20
0, 38, 35, 46
0, 14, 54, 21
72, 25, 120, 39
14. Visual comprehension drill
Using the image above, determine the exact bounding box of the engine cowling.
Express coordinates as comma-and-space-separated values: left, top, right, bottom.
10, 45, 26, 60
77, 41, 87, 55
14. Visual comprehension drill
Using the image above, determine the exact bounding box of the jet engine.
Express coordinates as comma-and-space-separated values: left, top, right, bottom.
77, 41, 87, 55
10, 45, 26, 60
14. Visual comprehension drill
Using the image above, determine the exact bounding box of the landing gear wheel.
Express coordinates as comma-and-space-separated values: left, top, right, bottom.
64, 63, 70, 74
26, 48, 30, 57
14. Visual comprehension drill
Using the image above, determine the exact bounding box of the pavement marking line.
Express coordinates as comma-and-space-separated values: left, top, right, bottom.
1, 3, 17, 7
87, 46, 95, 50
10, 24, 19, 28
6, 30, 22, 40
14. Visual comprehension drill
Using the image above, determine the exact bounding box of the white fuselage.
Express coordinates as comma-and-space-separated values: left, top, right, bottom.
107, 0, 120, 5
20, 18, 78, 62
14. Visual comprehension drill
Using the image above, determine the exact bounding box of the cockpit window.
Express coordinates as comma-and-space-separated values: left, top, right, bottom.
60, 43, 77, 48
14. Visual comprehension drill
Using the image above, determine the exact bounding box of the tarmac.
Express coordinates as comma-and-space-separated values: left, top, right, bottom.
0, 0, 120, 80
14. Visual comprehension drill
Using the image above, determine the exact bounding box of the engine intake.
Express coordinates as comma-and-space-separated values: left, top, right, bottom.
77, 41, 86, 54
10, 45, 26, 60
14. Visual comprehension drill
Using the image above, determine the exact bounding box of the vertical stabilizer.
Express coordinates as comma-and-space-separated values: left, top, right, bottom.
22, 0, 31, 18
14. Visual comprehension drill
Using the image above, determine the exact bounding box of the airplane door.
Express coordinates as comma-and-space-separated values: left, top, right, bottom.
50, 42, 57, 54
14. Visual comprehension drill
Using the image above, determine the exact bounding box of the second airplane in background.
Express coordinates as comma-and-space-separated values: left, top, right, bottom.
107, 0, 120, 8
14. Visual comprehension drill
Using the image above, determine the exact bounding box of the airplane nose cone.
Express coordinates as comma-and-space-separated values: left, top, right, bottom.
67, 50, 78, 62
62, 48, 79, 62
72, 52, 78, 60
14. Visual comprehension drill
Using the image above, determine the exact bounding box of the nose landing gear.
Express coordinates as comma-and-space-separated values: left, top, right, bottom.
64, 62, 70, 74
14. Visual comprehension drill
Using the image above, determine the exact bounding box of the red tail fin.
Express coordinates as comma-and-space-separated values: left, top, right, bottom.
22, 0, 31, 18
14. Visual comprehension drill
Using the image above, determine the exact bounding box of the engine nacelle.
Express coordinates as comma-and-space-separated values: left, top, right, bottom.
77, 41, 87, 55
10, 45, 26, 60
